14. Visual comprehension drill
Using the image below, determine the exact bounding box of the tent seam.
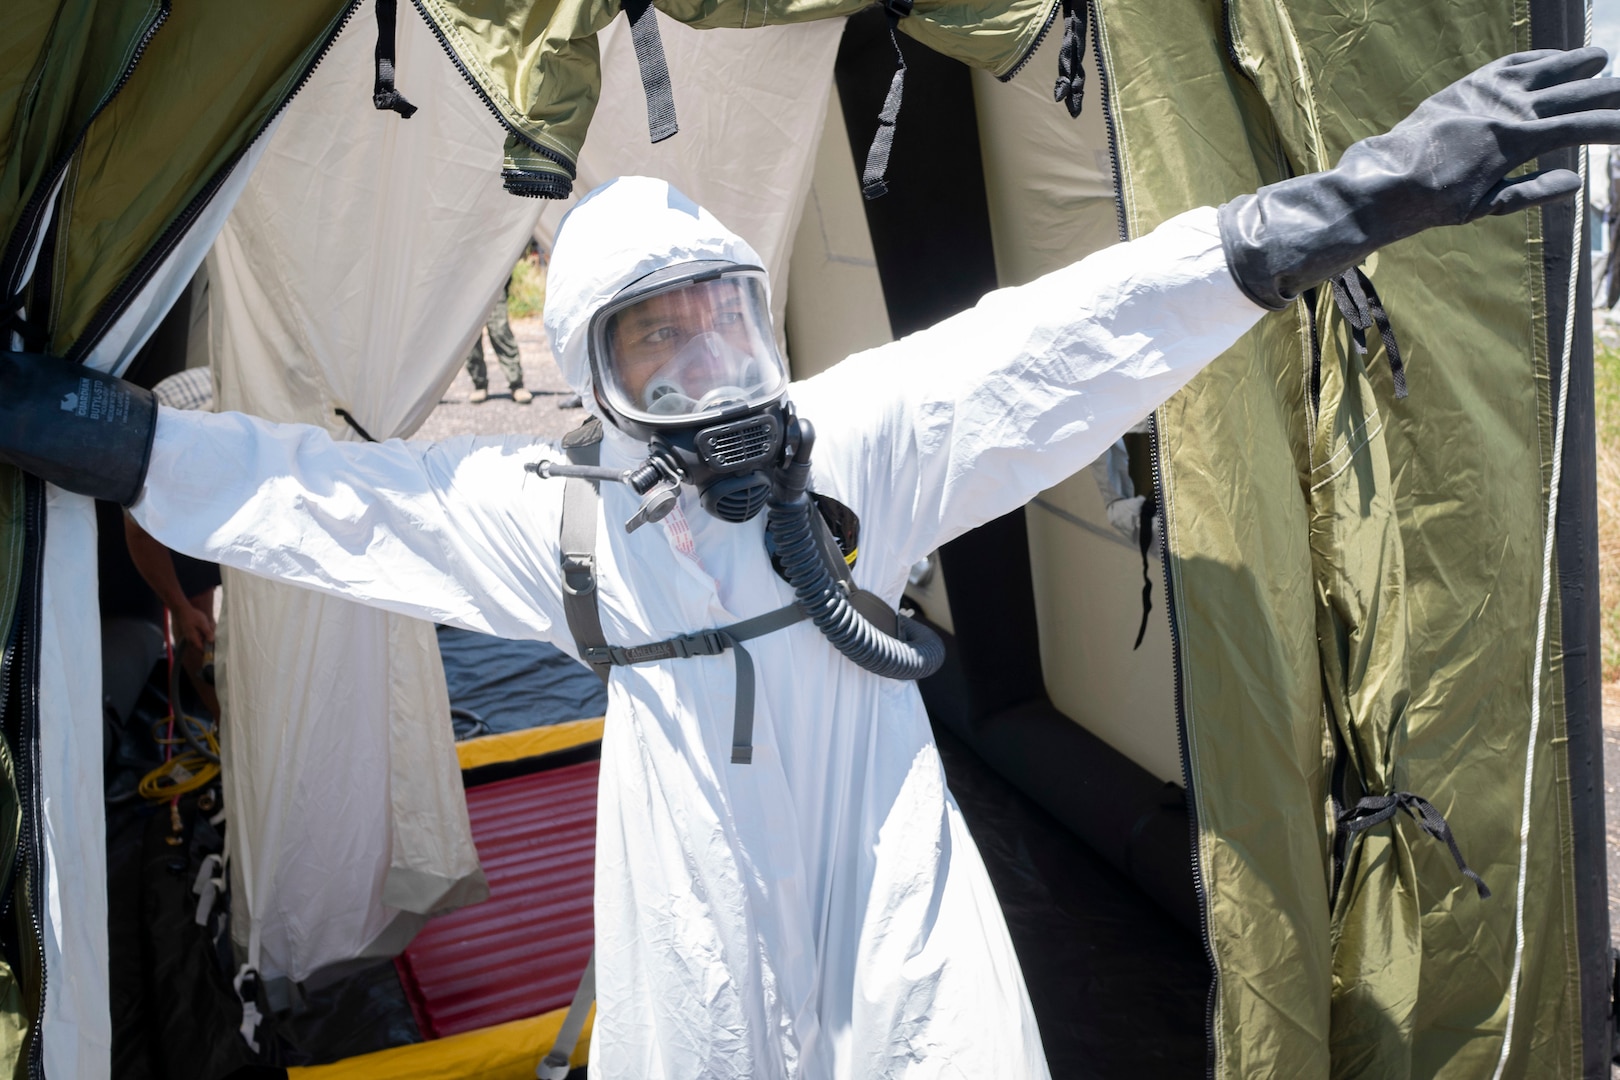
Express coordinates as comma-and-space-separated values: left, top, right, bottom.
1308, 408, 1380, 476
1307, 418, 1383, 493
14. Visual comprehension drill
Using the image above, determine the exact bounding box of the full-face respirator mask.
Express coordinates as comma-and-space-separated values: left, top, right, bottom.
583, 261, 791, 526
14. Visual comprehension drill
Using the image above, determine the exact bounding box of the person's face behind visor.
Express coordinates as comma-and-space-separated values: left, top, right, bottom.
598, 273, 786, 422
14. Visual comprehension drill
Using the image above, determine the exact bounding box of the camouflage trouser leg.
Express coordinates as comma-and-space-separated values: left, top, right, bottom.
464, 294, 524, 389
485, 297, 523, 389
464, 332, 490, 390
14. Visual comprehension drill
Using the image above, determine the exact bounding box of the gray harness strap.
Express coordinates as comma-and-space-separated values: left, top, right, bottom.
552, 418, 805, 763
559, 419, 611, 685
585, 602, 805, 764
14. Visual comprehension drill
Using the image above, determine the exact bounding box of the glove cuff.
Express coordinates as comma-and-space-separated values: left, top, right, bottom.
0, 353, 158, 506
1218, 194, 1296, 311
1217, 165, 1388, 311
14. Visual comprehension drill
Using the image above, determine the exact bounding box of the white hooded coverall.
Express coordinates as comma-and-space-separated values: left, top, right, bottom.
132, 176, 1266, 1078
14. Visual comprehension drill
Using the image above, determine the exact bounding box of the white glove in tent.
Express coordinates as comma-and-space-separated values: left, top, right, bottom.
202, 5, 547, 987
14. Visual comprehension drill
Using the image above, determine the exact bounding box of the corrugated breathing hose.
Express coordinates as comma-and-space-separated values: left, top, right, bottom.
765, 418, 944, 681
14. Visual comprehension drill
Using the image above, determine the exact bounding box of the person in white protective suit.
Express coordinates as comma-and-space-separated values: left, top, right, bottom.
4, 47, 1618, 1080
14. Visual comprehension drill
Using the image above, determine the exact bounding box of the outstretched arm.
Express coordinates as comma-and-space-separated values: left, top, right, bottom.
128, 408, 568, 642
796, 206, 1259, 573
801, 47, 1620, 573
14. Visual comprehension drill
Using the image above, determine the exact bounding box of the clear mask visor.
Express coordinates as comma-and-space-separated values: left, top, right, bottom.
593, 270, 787, 424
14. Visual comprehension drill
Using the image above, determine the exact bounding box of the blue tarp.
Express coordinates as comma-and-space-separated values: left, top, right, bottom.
436, 626, 607, 733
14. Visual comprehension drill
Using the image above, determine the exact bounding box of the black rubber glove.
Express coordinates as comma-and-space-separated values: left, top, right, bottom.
0, 352, 158, 506
1220, 47, 1620, 309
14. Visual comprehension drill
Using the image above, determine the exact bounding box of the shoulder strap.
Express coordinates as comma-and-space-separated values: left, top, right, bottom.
559, 418, 611, 684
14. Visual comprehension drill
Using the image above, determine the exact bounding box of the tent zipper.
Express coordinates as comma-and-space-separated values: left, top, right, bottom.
996, 0, 1063, 83
0, 477, 49, 1080
1147, 427, 1219, 1080
406, 1, 577, 176
1087, 4, 1218, 1073
1088, 3, 1129, 245
66, 0, 365, 364
19, 478, 44, 1080
1217, 0, 1247, 86
0, 3, 171, 302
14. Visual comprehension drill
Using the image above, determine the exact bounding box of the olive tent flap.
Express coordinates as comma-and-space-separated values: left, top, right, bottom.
410, 0, 1061, 197
1092, 0, 1597, 1076
2, 3, 360, 1075
3, 1, 359, 360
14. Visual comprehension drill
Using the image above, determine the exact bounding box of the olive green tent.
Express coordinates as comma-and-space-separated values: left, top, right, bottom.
1, 0, 1610, 1076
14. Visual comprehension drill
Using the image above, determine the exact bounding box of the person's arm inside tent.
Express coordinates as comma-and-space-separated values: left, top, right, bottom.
122, 512, 215, 651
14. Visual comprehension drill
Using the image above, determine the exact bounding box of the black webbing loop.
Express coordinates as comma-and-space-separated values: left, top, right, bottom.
333, 408, 378, 442
1132, 490, 1156, 650
860, 0, 913, 201
1338, 791, 1490, 899
1330, 267, 1406, 399
1052, 0, 1088, 118
623, 0, 679, 143
372, 0, 419, 118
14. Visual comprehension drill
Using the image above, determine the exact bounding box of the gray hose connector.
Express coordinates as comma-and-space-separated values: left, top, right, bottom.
764, 419, 944, 682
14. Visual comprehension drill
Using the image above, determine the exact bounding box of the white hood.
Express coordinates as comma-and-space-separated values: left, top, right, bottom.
544, 176, 768, 425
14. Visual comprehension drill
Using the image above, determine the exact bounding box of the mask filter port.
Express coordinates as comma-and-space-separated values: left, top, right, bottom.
701, 473, 773, 522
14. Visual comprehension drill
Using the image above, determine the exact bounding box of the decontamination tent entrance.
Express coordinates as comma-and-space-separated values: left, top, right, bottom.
1, 0, 1614, 1078
203, 1, 844, 996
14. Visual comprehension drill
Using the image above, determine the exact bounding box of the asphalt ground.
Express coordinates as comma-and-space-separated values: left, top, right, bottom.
412, 316, 585, 444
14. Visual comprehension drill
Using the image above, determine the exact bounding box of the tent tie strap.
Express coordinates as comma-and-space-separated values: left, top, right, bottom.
1330, 266, 1407, 399
583, 604, 807, 764
1053, 0, 1088, 118
623, 0, 679, 143
1337, 791, 1490, 899
334, 407, 378, 442
860, 0, 914, 200
1132, 489, 1156, 650
372, 0, 419, 118
232, 964, 264, 1052
1, 287, 26, 350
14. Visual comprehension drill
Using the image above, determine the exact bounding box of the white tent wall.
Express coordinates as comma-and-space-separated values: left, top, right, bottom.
971, 33, 1181, 782
784, 84, 894, 383
37, 489, 114, 1080
31, 127, 282, 1079
782, 84, 957, 634
534, 15, 847, 352
203, 0, 550, 987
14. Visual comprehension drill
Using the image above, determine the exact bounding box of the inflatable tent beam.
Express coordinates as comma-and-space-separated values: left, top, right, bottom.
1535, 0, 1612, 1069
